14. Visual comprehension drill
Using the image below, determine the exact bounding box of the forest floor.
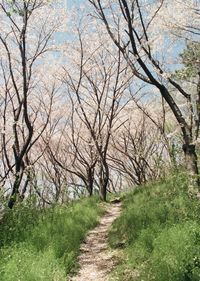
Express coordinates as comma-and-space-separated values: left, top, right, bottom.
70, 202, 122, 281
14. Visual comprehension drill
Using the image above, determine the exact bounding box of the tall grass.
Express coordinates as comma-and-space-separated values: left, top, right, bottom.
0, 197, 104, 281
108, 171, 200, 281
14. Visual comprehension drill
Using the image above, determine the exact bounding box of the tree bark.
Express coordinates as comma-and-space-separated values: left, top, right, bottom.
8, 173, 22, 209
87, 180, 93, 196
99, 162, 109, 201
87, 168, 94, 196
99, 180, 107, 201
182, 144, 199, 177
182, 143, 200, 192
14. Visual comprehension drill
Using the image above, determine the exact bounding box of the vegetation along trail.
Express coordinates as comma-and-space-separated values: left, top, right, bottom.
70, 202, 122, 281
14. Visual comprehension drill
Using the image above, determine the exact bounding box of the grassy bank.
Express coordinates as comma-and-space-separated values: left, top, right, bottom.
0, 197, 104, 281
109, 172, 200, 281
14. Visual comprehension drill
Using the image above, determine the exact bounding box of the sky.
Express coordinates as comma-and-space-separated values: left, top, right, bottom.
67, 0, 83, 8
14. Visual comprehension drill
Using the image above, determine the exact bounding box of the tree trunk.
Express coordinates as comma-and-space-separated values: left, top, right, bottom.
8, 173, 22, 209
182, 143, 200, 187
99, 180, 107, 201
87, 169, 94, 196
99, 162, 109, 201
182, 144, 198, 175
88, 180, 93, 196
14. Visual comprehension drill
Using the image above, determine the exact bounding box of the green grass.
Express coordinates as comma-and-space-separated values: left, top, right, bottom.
0, 196, 104, 281
108, 171, 200, 281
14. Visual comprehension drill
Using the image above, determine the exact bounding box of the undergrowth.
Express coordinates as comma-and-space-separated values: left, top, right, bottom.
108, 171, 200, 281
0, 196, 104, 281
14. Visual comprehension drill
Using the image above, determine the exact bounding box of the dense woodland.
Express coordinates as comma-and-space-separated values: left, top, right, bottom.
0, 0, 200, 280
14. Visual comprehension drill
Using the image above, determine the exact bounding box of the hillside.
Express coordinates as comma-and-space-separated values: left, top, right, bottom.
108, 172, 200, 281
0, 197, 104, 281
0, 172, 200, 281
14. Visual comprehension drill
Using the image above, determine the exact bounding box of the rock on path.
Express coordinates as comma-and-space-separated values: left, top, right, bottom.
70, 202, 122, 281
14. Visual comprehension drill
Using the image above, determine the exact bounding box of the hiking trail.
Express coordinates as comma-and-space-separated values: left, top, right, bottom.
70, 202, 122, 281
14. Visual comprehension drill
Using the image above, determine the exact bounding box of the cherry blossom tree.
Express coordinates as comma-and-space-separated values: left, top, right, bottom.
88, 0, 200, 187
0, 0, 66, 207
57, 21, 132, 200
109, 109, 170, 186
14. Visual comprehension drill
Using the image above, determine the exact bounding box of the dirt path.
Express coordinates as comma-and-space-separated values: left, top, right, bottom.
70, 202, 122, 281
